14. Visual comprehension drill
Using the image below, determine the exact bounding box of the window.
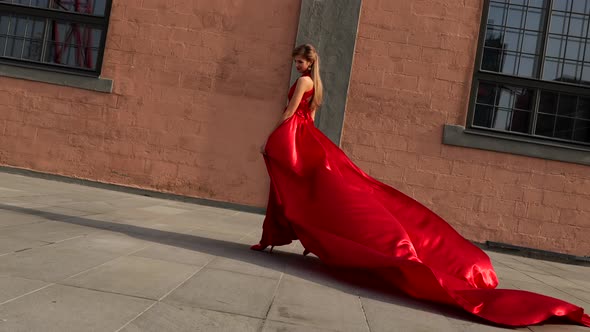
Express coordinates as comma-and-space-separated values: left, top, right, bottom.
0, 0, 111, 76
469, 0, 590, 146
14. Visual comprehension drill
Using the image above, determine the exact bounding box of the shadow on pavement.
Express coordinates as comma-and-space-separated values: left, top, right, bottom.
0, 202, 518, 327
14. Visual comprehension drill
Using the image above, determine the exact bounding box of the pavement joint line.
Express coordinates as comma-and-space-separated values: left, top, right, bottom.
359, 296, 372, 332
518, 269, 590, 306
203, 266, 282, 281
0, 220, 45, 230
511, 256, 590, 288
264, 318, 341, 331
187, 229, 284, 280
53, 283, 159, 302
0, 283, 54, 306
113, 256, 212, 332
62, 243, 154, 281
179, 301, 275, 321
48, 234, 88, 245
260, 271, 285, 329
112, 300, 158, 332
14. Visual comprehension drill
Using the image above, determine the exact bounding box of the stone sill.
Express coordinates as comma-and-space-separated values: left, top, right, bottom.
442, 124, 590, 166
0, 63, 113, 93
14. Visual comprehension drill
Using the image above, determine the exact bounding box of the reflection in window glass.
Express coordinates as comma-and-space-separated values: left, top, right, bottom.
488, 2, 507, 26
474, 104, 494, 127
522, 32, 540, 53
506, 5, 525, 29
493, 108, 512, 130
474, 1, 590, 145
502, 52, 518, 75
473, 81, 535, 134
518, 54, 536, 76
539, 91, 558, 114
543, 3, 590, 86
549, 11, 568, 34
0, 15, 46, 61
525, 7, 543, 30
571, 0, 590, 14
0, 0, 108, 16
482, 2, 545, 78
542, 58, 560, 80
555, 117, 575, 139
534, 91, 590, 143
568, 14, 588, 37
546, 36, 563, 58
564, 38, 583, 60
558, 94, 578, 116
5, 37, 24, 58
577, 97, 590, 119
552, 0, 571, 12
504, 28, 521, 52
536, 114, 555, 136
573, 120, 590, 141
0, 13, 102, 70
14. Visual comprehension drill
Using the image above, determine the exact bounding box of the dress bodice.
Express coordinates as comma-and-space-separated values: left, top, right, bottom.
287, 72, 314, 117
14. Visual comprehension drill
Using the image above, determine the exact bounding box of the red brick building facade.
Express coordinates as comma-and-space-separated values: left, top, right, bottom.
1, 1, 588, 256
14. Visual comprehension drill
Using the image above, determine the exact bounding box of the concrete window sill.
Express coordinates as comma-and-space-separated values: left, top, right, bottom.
442, 124, 590, 166
0, 64, 113, 93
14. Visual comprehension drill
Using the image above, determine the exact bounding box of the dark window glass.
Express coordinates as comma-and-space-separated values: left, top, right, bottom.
0, 1, 110, 75
471, 0, 590, 146
473, 81, 535, 134
0, 0, 108, 17
482, 1, 546, 79
44, 20, 102, 70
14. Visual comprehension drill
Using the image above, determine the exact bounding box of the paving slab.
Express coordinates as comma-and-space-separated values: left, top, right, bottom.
119, 302, 263, 332
131, 243, 214, 267
0, 233, 149, 282
261, 319, 342, 331
62, 255, 199, 300
164, 268, 278, 318
0, 284, 152, 332
0, 276, 48, 304
206, 255, 285, 280
0, 236, 48, 256
267, 278, 369, 331
0, 220, 96, 243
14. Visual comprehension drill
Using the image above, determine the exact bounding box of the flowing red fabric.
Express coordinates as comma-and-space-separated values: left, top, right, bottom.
257, 75, 590, 328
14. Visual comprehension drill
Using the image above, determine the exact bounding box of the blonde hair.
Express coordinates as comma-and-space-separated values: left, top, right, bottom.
292, 44, 323, 111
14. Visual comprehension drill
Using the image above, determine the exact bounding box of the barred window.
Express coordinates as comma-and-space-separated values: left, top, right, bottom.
469, 0, 590, 146
0, 0, 111, 76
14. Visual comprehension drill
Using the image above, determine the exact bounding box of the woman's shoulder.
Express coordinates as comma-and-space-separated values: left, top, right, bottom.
297, 76, 314, 89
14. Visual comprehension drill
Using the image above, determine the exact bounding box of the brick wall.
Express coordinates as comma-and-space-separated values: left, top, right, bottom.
342, 0, 590, 256
0, 0, 300, 206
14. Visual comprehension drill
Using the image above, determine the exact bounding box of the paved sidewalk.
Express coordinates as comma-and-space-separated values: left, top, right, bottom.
0, 171, 588, 332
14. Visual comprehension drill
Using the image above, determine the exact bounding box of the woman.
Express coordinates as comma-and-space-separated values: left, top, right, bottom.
251, 44, 589, 328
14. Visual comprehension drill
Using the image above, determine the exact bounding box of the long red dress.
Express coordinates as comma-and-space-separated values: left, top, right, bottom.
257, 73, 590, 328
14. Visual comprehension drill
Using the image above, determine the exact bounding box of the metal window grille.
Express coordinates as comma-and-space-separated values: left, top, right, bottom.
468, 0, 590, 146
0, 0, 112, 76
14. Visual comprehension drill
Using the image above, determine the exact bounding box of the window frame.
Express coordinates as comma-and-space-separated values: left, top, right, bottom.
467, 0, 590, 149
0, 0, 112, 77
